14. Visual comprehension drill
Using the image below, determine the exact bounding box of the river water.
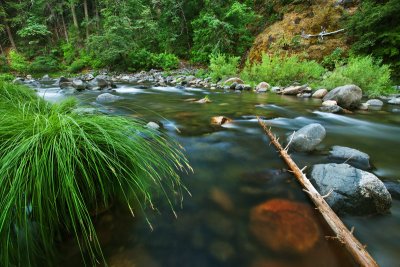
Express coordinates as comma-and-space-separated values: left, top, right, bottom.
37, 82, 400, 267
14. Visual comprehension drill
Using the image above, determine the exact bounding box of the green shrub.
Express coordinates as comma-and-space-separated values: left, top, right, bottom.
68, 59, 88, 73
241, 53, 325, 86
321, 56, 393, 97
209, 53, 239, 82
127, 49, 156, 71
9, 50, 30, 74
321, 48, 347, 70
0, 73, 15, 82
154, 53, 180, 70
29, 55, 60, 73
0, 81, 190, 266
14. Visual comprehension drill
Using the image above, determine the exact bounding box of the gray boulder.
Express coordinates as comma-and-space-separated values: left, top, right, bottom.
310, 163, 392, 215
323, 84, 362, 109
329, 146, 371, 170
96, 93, 122, 103
366, 99, 383, 106
72, 79, 87, 90
287, 123, 326, 152
388, 98, 400, 105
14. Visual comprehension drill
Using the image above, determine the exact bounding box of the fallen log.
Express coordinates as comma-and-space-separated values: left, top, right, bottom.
257, 117, 378, 267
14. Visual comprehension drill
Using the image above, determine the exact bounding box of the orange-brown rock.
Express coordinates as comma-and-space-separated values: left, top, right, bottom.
211, 116, 233, 126
249, 199, 320, 254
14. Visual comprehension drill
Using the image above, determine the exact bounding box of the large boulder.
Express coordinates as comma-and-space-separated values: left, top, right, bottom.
323, 85, 362, 109
310, 164, 392, 215
96, 93, 122, 103
328, 146, 371, 170
287, 123, 326, 152
250, 199, 320, 254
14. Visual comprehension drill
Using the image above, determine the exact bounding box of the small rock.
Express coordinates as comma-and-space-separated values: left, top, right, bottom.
271, 86, 281, 93
146, 122, 160, 130
72, 79, 86, 90
329, 146, 371, 170
366, 99, 383, 106
280, 85, 306, 95
209, 187, 234, 212
243, 84, 252, 91
323, 84, 362, 109
255, 82, 270, 92
310, 163, 392, 215
358, 103, 369, 110
312, 89, 328, 99
96, 93, 122, 103
210, 116, 232, 126
388, 98, 400, 105
249, 199, 320, 253
196, 97, 211, 104
287, 123, 326, 152
26, 74, 33, 80
224, 77, 244, 85
322, 100, 337, 106
235, 84, 245, 91
320, 105, 344, 114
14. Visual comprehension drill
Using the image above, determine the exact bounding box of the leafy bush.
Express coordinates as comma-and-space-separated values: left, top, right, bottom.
321, 48, 347, 70
321, 56, 393, 97
209, 53, 239, 82
0, 81, 190, 266
241, 53, 325, 86
154, 53, 180, 70
29, 55, 60, 73
9, 50, 30, 74
68, 59, 88, 73
0, 73, 15, 82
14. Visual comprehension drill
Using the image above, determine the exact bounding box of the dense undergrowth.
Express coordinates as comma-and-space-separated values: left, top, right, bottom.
0, 81, 191, 266
209, 53, 394, 96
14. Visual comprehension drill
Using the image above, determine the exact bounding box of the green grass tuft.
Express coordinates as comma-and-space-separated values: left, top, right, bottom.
0, 81, 191, 266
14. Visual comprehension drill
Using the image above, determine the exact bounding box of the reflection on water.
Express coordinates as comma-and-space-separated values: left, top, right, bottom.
43, 84, 400, 267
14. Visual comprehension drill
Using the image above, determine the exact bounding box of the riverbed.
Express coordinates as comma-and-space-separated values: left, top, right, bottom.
37, 82, 400, 267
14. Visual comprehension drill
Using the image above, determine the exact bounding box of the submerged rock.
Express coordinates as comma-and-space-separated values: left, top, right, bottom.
310, 163, 392, 215
96, 93, 122, 103
287, 123, 326, 152
323, 84, 362, 109
209, 187, 234, 212
249, 199, 320, 254
329, 146, 371, 170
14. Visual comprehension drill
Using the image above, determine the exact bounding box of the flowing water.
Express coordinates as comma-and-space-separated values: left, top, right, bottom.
37, 82, 400, 267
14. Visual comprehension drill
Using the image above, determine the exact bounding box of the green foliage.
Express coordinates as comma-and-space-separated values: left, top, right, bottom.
9, 50, 30, 74
0, 55, 10, 72
321, 56, 393, 97
127, 50, 180, 71
321, 48, 346, 70
29, 56, 60, 73
154, 53, 180, 70
61, 42, 77, 65
191, 1, 257, 63
68, 59, 88, 73
0, 81, 190, 266
209, 53, 239, 81
0, 73, 15, 82
241, 53, 325, 86
346, 0, 400, 78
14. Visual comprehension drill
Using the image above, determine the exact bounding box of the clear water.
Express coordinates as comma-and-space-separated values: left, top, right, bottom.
37, 83, 400, 267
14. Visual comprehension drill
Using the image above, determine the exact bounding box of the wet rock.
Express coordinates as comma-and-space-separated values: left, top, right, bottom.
235, 84, 245, 91
59, 77, 73, 88
146, 122, 160, 130
287, 123, 326, 152
280, 85, 306, 95
81, 73, 94, 81
384, 181, 400, 200
366, 99, 383, 107
388, 98, 400, 105
322, 100, 337, 106
204, 211, 235, 238
26, 74, 33, 80
209, 187, 234, 212
271, 86, 281, 93
310, 163, 392, 215
329, 146, 371, 170
41, 74, 51, 81
210, 116, 233, 126
256, 82, 270, 92
72, 78, 87, 90
249, 199, 320, 253
323, 84, 362, 109
224, 77, 244, 85
209, 240, 235, 262
96, 93, 122, 103
358, 103, 369, 110
297, 92, 312, 98
320, 105, 344, 114
243, 84, 252, 91
312, 89, 328, 99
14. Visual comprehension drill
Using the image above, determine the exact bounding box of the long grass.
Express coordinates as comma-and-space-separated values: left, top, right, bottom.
0, 81, 191, 266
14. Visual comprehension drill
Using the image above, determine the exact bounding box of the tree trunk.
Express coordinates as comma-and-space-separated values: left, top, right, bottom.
94, 0, 100, 31
257, 118, 379, 267
0, 43, 4, 54
61, 11, 69, 42
70, 1, 79, 29
83, 0, 89, 40
5, 23, 16, 50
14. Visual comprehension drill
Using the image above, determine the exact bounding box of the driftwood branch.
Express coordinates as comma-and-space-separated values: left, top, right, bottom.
301, 27, 345, 40
257, 117, 378, 267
